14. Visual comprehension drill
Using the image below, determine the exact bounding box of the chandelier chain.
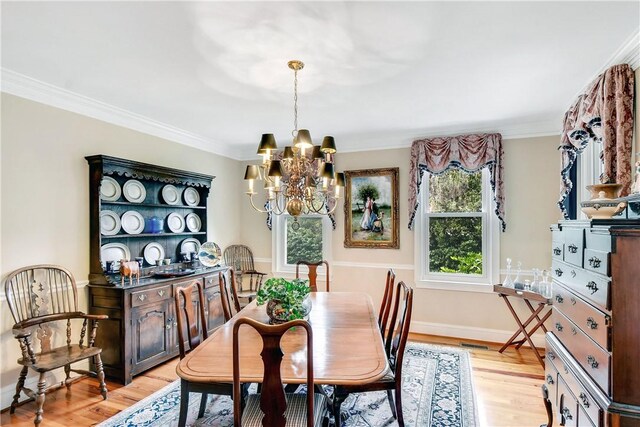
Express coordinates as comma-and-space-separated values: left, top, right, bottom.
293, 68, 298, 135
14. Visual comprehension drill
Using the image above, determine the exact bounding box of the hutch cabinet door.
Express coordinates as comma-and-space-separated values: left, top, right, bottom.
204, 284, 225, 334
131, 300, 173, 373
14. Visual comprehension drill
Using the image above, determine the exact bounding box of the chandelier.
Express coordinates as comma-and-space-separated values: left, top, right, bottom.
244, 60, 345, 227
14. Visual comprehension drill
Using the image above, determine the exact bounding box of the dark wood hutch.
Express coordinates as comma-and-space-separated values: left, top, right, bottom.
85, 155, 228, 384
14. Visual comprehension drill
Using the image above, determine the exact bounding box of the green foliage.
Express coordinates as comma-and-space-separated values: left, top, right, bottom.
440, 252, 483, 274
429, 217, 483, 274
256, 277, 311, 321
429, 169, 482, 213
357, 183, 379, 204
286, 217, 322, 264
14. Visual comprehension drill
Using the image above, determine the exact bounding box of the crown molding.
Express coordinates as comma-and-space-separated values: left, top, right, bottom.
1, 68, 243, 160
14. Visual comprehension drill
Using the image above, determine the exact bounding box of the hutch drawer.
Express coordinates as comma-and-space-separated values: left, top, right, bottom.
553, 260, 611, 311
563, 228, 585, 268
131, 285, 172, 307
584, 248, 610, 276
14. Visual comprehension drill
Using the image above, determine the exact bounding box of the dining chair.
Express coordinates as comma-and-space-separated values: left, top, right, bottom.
377, 269, 396, 345
295, 260, 330, 292
223, 244, 266, 303
3, 265, 108, 427
232, 317, 329, 427
219, 268, 241, 322
333, 281, 414, 426
176, 279, 243, 427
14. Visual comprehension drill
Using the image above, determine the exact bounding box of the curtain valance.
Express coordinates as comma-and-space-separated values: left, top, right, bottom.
559, 64, 635, 217
408, 132, 505, 231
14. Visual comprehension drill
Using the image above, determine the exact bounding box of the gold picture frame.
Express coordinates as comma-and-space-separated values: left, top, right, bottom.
344, 167, 399, 249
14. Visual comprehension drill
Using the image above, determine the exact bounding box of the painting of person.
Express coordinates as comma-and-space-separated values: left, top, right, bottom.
345, 168, 399, 248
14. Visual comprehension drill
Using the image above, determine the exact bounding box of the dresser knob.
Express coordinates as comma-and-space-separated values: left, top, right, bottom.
555, 268, 564, 277
567, 244, 578, 254
553, 247, 562, 256
588, 257, 602, 268
547, 352, 555, 360
570, 270, 577, 278
546, 374, 554, 385
137, 294, 147, 302
571, 327, 577, 336
587, 355, 599, 369
586, 281, 599, 295
562, 407, 573, 421
579, 392, 590, 408
555, 323, 563, 332
157, 289, 165, 297
586, 317, 598, 330
555, 295, 564, 304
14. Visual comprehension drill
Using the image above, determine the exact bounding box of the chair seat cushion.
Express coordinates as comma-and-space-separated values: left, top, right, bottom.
18, 344, 101, 372
242, 392, 327, 426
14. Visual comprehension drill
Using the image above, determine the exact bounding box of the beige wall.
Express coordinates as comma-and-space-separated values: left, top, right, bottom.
0, 93, 242, 408
241, 136, 563, 335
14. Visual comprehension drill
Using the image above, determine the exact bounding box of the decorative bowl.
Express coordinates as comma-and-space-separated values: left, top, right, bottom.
580, 199, 627, 219
266, 295, 312, 325
585, 183, 623, 200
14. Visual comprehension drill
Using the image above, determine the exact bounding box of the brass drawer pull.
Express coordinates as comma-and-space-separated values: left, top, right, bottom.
586, 317, 598, 330
587, 355, 599, 369
137, 294, 147, 302
571, 326, 577, 336
553, 247, 562, 256
570, 270, 577, 278
555, 323, 563, 332
546, 374, 554, 385
547, 351, 555, 360
555, 268, 564, 277
157, 289, 165, 297
555, 295, 564, 304
579, 392, 590, 408
570, 297, 577, 306
586, 281, 599, 295
567, 244, 578, 254
562, 407, 573, 421
588, 257, 602, 268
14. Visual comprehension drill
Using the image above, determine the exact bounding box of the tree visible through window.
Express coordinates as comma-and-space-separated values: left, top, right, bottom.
286, 216, 323, 264
427, 169, 483, 275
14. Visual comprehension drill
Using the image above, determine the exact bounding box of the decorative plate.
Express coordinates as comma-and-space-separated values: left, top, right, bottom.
100, 210, 121, 235
100, 176, 121, 201
143, 242, 165, 265
166, 212, 186, 233
183, 187, 200, 207
100, 243, 131, 265
185, 213, 202, 232
197, 241, 221, 267
162, 184, 181, 205
121, 210, 145, 234
122, 179, 147, 203
180, 238, 202, 256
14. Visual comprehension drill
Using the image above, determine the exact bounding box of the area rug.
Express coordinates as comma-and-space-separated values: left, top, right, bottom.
98, 343, 478, 427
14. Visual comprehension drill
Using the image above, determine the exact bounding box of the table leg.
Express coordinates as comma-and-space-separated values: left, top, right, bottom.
515, 305, 551, 349
525, 299, 549, 333
332, 387, 350, 426
498, 296, 546, 353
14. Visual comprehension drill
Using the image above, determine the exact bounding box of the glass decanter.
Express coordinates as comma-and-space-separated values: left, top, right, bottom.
531, 268, 541, 293
541, 269, 553, 298
513, 261, 524, 289
502, 258, 514, 288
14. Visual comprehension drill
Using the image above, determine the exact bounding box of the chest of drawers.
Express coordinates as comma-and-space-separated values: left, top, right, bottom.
543, 221, 640, 427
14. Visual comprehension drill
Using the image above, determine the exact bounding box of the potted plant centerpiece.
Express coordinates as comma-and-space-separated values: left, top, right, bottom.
256, 277, 312, 324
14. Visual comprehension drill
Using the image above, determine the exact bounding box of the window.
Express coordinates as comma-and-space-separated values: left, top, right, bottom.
272, 213, 331, 275
415, 168, 499, 292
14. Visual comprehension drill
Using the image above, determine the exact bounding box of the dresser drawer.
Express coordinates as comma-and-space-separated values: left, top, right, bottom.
552, 310, 611, 394
131, 285, 171, 307
584, 249, 610, 277
563, 228, 585, 268
203, 274, 220, 289
553, 282, 611, 351
585, 230, 613, 253
558, 375, 579, 427
552, 260, 611, 311
578, 405, 597, 427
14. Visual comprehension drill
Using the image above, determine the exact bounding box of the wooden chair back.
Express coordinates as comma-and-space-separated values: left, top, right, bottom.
4, 265, 80, 352
174, 280, 208, 359
295, 260, 330, 292
385, 281, 413, 378
219, 268, 241, 322
223, 244, 257, 272
233, 317, 315, 427
377, 269, 396, 343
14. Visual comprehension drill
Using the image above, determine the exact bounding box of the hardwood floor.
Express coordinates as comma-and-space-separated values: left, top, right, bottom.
1, 333, 546, 426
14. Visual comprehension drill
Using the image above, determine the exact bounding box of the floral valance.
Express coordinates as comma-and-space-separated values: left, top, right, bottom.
558, 64, 635, 217
408, 132, 505, 231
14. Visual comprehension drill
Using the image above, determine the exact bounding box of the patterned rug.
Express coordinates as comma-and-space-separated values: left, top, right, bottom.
98, 343, 478, 427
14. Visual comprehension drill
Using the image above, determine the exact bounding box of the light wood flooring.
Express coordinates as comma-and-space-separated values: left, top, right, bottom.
1, 333, 546, 427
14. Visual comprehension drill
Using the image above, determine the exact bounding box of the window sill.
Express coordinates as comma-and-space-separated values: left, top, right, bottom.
416, 280, 495, 293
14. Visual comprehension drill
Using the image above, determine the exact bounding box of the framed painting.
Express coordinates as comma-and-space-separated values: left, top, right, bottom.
344, 167, 399, 249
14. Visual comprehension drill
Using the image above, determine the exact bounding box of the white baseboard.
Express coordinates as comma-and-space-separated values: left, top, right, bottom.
410, 320, 546, 348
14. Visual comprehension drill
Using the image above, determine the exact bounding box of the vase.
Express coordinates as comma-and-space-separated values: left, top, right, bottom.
266, 295, 312, 325
585, 183, 623, 200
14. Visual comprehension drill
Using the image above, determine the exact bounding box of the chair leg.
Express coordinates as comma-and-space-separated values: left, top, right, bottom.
34, 372, 46, 427
94, 354, 108, 400
395, 383, 405, 427
386, 389, 397, 419
198, 393, 208, 418
178, 380, 190, 427
64, 364, 72, 389
10, 366, 28, 414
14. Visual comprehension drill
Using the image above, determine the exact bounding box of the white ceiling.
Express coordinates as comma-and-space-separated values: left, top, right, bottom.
2, 1, 639, 160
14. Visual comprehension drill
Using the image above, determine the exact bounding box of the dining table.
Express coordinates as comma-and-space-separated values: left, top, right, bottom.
176, 291, 389, 422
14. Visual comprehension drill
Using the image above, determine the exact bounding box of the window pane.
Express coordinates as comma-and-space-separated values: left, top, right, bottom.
286, 217, 323, 264
428, 217, 483, 274
429, 169, 482, 213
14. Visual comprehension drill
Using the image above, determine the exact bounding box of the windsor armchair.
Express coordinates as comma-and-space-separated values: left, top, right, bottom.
222, 245, 266, 304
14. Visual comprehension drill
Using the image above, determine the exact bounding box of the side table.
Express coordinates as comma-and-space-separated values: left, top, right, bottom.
493, 284, 551, 367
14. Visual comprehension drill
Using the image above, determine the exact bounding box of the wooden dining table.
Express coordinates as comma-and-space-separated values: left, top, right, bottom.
176, 291, 389, 387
